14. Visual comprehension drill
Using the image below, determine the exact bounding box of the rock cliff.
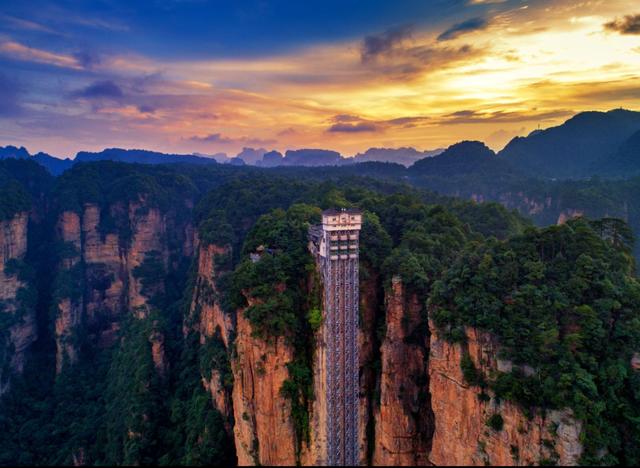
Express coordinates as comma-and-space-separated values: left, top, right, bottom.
231, 298, 298, 466
53, 201, 193, 372
0, 212, 36, 394
372, 277, 433, 465
428, 320, 583, 466
188, 241, 235, 428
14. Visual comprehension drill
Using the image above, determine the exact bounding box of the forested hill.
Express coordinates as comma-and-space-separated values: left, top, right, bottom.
497, 109, 640, 179
0, 158, 638, 465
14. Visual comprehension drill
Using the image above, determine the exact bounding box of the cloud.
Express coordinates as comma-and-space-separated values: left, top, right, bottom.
328, 122, 379, 133
360, 36, 482, 81
73, 50, 101, 69
277, 127, 298, 137
604, 14, 640, 35
0, 73, 22, 117
467, 0, 507, 4
441, 108, 574, 124
386, 116, 430, 127
188, 133, 276, 146
326, 113, 430, 134
0, 40, 81, 69
72, 80, 124, 100
0, 13, 59, 34
438, 17, 488, 41
360, 25, 413, 63
137, 104, 156, 114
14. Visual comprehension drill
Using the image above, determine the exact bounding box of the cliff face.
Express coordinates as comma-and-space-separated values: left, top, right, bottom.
54, 201, 193, 371
428, 320, 583, 466
231, 298, 298, 466
189, 242, 235, 426
186, 245, 588, 467
372, 277, 433, 465
190, 243, 300, 466
189, 243, 234, 347
0, 212, 36, 394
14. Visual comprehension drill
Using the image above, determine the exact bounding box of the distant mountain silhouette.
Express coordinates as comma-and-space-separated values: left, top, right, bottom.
410, 141, 510, 176
0, 146, 30, 160
32, 153, 74, 176
4, 109, 640, 179
351, 147, 443, 167
74, 148, 219, 166
281, 149, 343, 166
0, 146, 73, 176
235, 147, 268, 165
498, 109, 640, 179
594, 129, 640, 177
258, 150, 284, 167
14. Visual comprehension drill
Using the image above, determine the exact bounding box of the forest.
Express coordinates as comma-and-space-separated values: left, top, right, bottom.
0, 155, 638, 465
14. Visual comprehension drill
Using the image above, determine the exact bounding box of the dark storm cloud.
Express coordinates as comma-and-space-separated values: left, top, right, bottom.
361, 25, 413, 62
437, 17, 488, 41
604, 14, 640, 35
72, 80, 124, 99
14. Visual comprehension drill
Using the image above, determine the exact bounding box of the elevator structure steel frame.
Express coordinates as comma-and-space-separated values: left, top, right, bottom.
309, 208, 362, 466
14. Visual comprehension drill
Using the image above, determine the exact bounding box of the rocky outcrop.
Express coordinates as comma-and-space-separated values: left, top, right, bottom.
53, 201, 193, 372
372, 276, 433, 465
0, 212, 36, 394
357, 271, 380, 465
231, 301, 298, 466
557, 209, 584, 225
188, 241, 235, 427
428, 320, 583, 466
301, 269, 327, 466
188, 243, 234, 346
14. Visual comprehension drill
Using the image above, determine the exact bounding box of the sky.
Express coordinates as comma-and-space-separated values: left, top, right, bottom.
1, 0, 639, 158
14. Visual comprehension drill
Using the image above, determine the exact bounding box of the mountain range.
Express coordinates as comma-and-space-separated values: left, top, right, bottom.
2, 109, 640, 179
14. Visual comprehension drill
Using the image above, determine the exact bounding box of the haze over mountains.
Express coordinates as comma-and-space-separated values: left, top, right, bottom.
0, 144, 444, 175
2, 109, 639, 180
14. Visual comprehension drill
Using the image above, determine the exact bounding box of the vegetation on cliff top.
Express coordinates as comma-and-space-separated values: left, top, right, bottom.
430, 217, 640, 464
1, 162, 638, 466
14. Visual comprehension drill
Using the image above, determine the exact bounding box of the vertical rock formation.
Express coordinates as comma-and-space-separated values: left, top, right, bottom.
372, 277, 433, 465
190, 241, 303, 466
0, 212, 36, 394
428, 320, 583, 466
188, 241, 235, 426
231, 299, 298, 466
53, 202, 193, 371
305, 318, 328, 466
54, 210, 82, 371
357, 272, 379, 465
189, 242, 234, 347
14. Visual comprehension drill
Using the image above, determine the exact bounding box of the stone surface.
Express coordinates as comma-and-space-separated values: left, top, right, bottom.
428, 320, 583, 466
372, 277, 432, 466
231, 300, 297, 466
53, 202, 192, 372
0, 212, 36, 394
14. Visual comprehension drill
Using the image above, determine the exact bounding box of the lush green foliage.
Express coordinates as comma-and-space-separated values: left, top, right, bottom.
430, 218, 640, 464
486, 413, 504, 432
1, 155, 639, 467
0, 159, 52, 220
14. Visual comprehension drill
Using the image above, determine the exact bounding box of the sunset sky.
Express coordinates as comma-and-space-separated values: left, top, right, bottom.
1, 0, 639, 158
